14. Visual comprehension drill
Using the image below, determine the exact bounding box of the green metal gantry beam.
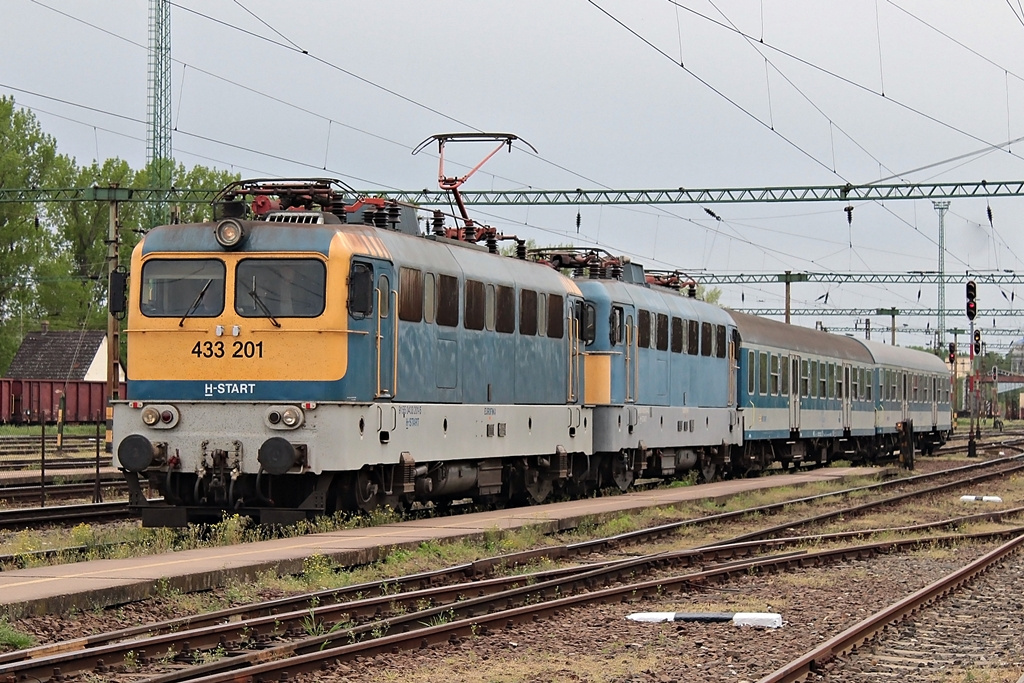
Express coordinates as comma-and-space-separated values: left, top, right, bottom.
4, 178, 1024, 206
689, 272, 1024, 285
731, 308, 1024, 317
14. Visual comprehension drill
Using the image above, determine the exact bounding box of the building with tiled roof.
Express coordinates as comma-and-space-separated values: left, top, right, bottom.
4, 324, 123, 381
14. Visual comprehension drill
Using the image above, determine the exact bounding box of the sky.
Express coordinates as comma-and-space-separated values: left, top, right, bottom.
5, 0, 1024, 351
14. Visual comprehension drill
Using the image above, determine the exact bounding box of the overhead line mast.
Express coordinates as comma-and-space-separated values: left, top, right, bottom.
147, 0, 172, 227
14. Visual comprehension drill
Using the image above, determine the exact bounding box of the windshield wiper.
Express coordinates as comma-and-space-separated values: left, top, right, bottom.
249, 287, 281, 328
179, 279, 213, 327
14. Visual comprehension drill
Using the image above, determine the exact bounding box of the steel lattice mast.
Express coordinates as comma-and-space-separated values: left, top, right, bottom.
147, 0, 172, 227
933, 201, 950, 347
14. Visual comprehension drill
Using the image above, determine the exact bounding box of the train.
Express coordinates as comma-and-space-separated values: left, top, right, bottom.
111, 175, 951, 526
0, 378, 123, 425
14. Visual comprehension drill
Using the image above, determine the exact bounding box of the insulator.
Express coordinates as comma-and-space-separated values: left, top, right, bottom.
589, 264, 600, 279
432, 210, 445, 235
464, 219, 476, 241
516, 240, 527, 260
373, 210, 388, 229
687, 284, 697, 299
487, 236, 498, 254
387, 203, 401, 230
363, 209, 376, 226
611, 264, 622, 279
573, 265, 585, 278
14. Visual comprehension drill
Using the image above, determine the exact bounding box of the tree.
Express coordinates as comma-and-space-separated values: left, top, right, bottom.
39, 157, 138, 332
0, 97, 60, 372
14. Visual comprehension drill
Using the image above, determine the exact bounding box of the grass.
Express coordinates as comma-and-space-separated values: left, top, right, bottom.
0, 618, 34, 651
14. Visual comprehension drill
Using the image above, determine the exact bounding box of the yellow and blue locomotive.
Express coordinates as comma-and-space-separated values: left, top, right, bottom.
113, 178, 950, 526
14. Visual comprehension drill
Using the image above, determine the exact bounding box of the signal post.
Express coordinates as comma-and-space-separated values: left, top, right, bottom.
966, 281, 978, 457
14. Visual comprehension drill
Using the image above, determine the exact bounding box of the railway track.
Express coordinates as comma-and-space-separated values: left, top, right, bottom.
759, 533, 1024, 682
4, 454, 1024, 681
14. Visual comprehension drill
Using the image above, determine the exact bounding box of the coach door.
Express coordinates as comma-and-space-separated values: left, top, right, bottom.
931, 376, 939, 427
901, 371, 910, 423
789, 355, 801, 432
841, 364, 852, 431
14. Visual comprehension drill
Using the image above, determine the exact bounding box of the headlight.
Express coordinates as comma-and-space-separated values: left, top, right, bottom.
265, 405, 304, 430
138, 404, 179, 429
214, 219, 245, 249
282, 407, 302, 427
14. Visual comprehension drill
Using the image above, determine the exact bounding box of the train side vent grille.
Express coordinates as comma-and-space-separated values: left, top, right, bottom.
264, 211, 325, 224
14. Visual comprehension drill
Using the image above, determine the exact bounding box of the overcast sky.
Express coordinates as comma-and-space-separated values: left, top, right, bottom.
5, 0, 1024, 349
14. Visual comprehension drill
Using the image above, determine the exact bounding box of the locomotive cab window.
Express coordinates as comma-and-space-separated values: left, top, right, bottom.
347, 262, 373, 318
140, 258, 225, 317
581, 302, 597, 345
238, 258, 326, 318
612, 306, 625, 346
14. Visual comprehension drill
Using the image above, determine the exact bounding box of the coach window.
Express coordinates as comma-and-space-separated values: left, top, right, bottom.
656, 313, 668, 351
638, 310, 651, 348
801, 360, 810, 397
141, 258, 225, 317
810, 361, 818, 398
770, 354, 780, 395
747, 350, 755, 395
538, 293, 548, 336
484, 284, 496, 331
701, 322, 713, 356
688, 320, 699, 355
237, 258, 326, 318
423, 273, 436, 323
781, 354, 789, 395
398, 267, 423, 322
827, 363, 835, 399
519, 289, 537, 335
851, 369, 859, 401
496, 285, 516, 333
437, 274, 460, 327
464, 280, 485, 330
547, 294, 564, 338
758, 352, 768, 395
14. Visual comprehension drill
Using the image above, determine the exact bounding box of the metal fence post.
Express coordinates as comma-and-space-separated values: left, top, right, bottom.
94, 413, 102, 503
40, 417, 46, 508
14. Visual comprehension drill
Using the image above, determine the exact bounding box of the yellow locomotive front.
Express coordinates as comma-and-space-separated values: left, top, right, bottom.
112, 180, 403, 525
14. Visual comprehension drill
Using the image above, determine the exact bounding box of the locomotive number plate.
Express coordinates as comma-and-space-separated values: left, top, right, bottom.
191, 340, 265, 359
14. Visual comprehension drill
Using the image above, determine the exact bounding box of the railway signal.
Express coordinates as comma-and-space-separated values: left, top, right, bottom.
973, 329, 982, 355
966, 280, 977, 320
948, 342, 956, 364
